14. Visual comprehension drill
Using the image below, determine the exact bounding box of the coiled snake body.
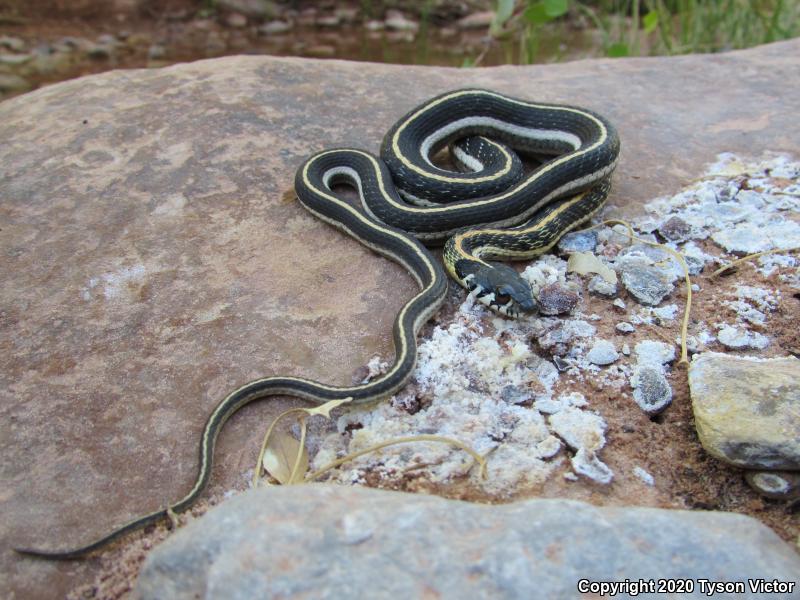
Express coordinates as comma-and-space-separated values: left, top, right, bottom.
17, 89, 619, 559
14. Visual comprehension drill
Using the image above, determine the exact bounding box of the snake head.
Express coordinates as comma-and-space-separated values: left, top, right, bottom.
461, 262, 537, 318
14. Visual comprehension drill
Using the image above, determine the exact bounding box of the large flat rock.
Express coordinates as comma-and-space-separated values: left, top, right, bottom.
2, 40, 800, 598
136, 484, 800, 599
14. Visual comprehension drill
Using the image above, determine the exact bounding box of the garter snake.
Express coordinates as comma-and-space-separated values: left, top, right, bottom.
16, 89, 619, 559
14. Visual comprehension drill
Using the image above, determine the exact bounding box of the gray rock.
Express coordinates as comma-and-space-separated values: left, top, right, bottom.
684, 254, 704, 276
316, 15, 341, 27
652, 303, 678, 321
147, 44, 166, 60
500, 384, 531, 405
259, 20, 293, 35
619, 243, 671, 264
0, 35, 26, 52
586, 340, 619, 365
86, 44, 113, 60
615, 322, 635, 334
226, 12, 249, 28
745, 471, 800, 500
557, 230, 597, 254
335, 8, 359, 24
620, 262, 675, 306
56, 36, 86, 49
571, 448, 614, 484
30, 46, 75, 74
712, 223, 775, 254
385, 10, 419, 31
536, 319, 596, 356
456, 11, 495, 30
217, 0, 278, 19
205, 31, 227, 53
96, 34, 119, 47
717, 325, 770, 350
634, 340, 675, 367
365, 20, 385, 31
689, 353, 800, 470
0, 73, 32, 95
631, 366, 673, 415
0, 53, 32, 66
135, 485, 800, 599
537, 282, 579, 315
548, 406, 606, 452
657, 215, 692, 242
587, 274, 617, 296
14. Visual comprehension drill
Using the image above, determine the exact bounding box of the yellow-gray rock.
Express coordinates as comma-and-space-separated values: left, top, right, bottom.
689, 353, 800, 470
135, 485, 800, 599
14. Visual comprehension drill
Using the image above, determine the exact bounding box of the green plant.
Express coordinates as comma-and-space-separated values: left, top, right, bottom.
488, 0, 800, 63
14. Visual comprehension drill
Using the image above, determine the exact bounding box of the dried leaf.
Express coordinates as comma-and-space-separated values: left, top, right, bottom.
262, 431, 308, 485
307, 434, 489, 482
302, 397, 353, 418
567, 251, 618, 284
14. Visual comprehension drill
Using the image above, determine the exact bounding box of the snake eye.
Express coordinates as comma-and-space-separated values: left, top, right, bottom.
495, 292, 512, 305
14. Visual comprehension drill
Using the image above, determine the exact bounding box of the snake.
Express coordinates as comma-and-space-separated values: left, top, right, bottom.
15, 89, 619, 559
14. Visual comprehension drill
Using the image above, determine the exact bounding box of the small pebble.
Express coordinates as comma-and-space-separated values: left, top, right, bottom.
621, 343, 631, 356
147, 44, 166, 60
658, 216, 692, 242
744, 471, 800, 500
384, 10, 419, 31
552, 356, 570, 372
620, 264, 675, 306
587, 275, 617, 296
259, 20, 293, 35
652, 304, 678, 321
456, 11, 495, 29
571, 448, 614, 484
500, 385, 531, 405
548, 406, 606, 452
609, 224, 634, 246
226, 12, 248, 27
96, 34, 118, 46
537, 283, 579, 316
0, 35, 26, 52
586, 340, 619, 366
633, 466, 655, 486
612, 298, 626, 310
681, 335, 701, 353
316, 15, 341, 27
616, 322, 635, 334
712, 223, 776, 254
684, 255, 704, 276
717, 326, 769, 350
634, 340, 675, 367
536, 319, 596, 354
87, 44, 112, 59
391, 390, 422, 415
631, 366, 673, 415
557, 231, 598, 254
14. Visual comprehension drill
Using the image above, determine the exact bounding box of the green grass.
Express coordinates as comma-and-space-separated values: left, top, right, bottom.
491, 0, 800, 62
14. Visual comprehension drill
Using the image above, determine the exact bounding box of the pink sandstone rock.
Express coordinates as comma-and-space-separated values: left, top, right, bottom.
1, 40, 799, 598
